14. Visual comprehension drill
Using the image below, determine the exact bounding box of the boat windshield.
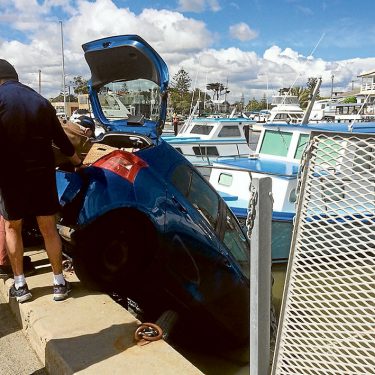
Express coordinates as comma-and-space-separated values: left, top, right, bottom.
259, 129, 293, 157
190, 124, 214, 135
98, 78, 161, 121
294, 133, 310, 159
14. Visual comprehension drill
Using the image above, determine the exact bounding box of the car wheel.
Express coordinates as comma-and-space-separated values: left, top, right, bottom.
73, 212, 152, 294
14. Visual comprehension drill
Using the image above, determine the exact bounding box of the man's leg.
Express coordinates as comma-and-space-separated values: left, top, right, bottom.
36, 215, 71, 301
4, 218, 24, 276
36, 215, 62, 275
0, 215, 9, 266
0, 215, 12, 277
4, 218, 32, 302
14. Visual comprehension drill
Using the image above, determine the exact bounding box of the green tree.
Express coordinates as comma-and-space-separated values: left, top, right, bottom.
306, 77, 320, 98
73, 75, 89, 95
206, 82, 227, 101
290, 86, 310, 109
343, 96, 357, 103
246, 97, 262, 111
170, 68, 191, 97
169, 68, 192, 115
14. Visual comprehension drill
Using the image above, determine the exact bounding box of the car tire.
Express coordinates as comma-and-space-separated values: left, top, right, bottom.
73, 212, 152, 295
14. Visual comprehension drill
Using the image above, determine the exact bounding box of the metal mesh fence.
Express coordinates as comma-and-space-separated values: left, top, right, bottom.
272, 131, 375, 375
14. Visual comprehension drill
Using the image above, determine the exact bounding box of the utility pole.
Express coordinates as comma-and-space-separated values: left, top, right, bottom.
38, 69, 41, 95
59, 20, 67, 118
331, 74, 334, 99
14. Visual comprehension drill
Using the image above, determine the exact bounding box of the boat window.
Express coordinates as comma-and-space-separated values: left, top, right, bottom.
218, 173, 233, 187
192, 146, 219, 156
190, 124, 214, 135
171, 165, 220, 229
217, 126, 241, 137
294, 134, 310, 160
248, 130, 261, 151
259, 130, 292, 157
274, 114, 289, 120
97, 78, 161, 121
222, 207, 249, 278
290, 113, 303, 119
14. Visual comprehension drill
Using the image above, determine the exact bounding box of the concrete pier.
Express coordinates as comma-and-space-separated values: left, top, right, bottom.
0, 248, 202, 375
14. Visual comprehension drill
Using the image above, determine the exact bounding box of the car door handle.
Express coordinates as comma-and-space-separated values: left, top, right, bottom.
171, 196, 188, 214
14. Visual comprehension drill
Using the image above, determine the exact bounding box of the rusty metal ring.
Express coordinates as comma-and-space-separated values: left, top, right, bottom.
134, 322, 163, 342
62, 259, 74, 272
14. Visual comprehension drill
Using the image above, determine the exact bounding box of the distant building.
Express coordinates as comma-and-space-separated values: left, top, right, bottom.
78, 94, 91, 111
357, 70, 375, 105
50, 101, 79, 118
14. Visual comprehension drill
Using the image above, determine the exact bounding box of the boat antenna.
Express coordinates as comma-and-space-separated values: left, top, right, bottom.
203, 74, 207, 111
189, 61, 200, 117
285, 32, 326, 99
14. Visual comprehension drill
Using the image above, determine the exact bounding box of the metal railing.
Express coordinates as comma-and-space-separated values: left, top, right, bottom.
272, 131, 375, 375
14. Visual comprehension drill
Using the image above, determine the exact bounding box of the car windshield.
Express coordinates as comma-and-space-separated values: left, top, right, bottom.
98, 78, 161, 121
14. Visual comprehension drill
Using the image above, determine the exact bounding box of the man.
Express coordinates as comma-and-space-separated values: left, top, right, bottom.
0, 59, 82, 302
172, 113, 179, 136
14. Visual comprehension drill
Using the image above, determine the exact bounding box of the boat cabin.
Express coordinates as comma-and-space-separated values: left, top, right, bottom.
164, 117, 260, 164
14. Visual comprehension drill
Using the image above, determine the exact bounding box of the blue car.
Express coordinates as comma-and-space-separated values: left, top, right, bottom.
57, 35, 250, 346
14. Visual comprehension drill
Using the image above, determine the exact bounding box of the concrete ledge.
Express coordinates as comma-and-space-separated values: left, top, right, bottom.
0, 248, 202, 375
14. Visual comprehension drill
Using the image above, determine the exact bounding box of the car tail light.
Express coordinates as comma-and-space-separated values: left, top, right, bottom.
92, 150, 148, 183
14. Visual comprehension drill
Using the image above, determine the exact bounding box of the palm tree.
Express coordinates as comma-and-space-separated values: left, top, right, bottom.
290, 87, 310, 109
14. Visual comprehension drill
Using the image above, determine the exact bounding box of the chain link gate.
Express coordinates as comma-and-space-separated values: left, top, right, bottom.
272, 131, 375, 375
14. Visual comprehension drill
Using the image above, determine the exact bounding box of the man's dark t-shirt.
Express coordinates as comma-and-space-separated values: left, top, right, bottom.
0, 80, 75, 220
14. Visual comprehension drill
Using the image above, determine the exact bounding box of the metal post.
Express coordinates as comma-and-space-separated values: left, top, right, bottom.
59, 20, 67, 118
38, 69, 41, 94
250, 177, 272, 375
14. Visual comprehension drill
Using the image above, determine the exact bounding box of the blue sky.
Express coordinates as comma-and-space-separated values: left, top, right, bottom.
0, 0, 374, 101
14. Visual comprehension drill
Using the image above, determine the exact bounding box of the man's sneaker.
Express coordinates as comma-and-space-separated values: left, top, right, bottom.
9, 283, 32, 303
53, 280, 72, 301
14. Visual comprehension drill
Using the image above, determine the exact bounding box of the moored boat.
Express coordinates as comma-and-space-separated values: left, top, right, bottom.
204, 121, 375, 263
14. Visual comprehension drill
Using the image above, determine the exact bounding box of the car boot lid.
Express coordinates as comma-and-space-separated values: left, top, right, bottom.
82, 35, 169, 137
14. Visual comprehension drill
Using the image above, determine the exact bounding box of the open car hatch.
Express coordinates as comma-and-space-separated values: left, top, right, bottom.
82, 35, 169, 137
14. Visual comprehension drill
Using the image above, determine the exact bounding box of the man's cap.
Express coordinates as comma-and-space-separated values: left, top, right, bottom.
0, 59, 18, 80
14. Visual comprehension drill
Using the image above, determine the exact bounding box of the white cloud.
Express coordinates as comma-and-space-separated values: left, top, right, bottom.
177, 0, 221, 13
0, 0, 374, 103
229, 23, 258, 41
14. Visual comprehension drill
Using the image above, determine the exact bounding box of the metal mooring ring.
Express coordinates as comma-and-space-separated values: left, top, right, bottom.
134, 322, 163, 342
